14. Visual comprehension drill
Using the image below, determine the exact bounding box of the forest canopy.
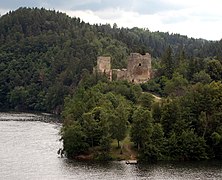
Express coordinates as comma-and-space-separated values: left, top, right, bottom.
1, 7, 222, 161
0, 7, 221, 113
61, 75, 222, 161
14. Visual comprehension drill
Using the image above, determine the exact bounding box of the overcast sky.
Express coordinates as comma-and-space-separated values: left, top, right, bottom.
0, 0, 221, 40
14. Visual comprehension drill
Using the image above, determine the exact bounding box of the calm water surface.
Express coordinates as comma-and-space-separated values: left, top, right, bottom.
0, 112, 221, 180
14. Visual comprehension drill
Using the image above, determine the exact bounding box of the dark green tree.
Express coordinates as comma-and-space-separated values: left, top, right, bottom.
131, 107, 153, 150
62, 122, 89, 158
161, 46, 174, 79
164, 72, 188, 96
109, 100, 130, 148
192, 70, 212, 84
206, 59, 222, 81
137, 92, 154, 109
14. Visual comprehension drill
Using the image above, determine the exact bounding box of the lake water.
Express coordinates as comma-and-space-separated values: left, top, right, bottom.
0, 112, 221, 180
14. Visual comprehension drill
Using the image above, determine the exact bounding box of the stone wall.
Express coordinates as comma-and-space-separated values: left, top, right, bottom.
95, 56, 112, 80
95, 53, 152, 83
112, 68, 128, 81
127, 53, 151, 83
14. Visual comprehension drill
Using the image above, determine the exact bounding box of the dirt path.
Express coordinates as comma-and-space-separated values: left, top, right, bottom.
141, 91, 162, 102
152, 94, 161, 101
123, 144, 137, 160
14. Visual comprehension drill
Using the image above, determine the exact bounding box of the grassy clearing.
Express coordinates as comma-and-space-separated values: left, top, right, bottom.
109, 133, 138, 160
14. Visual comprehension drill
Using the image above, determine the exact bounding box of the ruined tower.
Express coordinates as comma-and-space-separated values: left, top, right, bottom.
94, 53, 152, 83
127, 53, 152, 83
95, 56, 112, 80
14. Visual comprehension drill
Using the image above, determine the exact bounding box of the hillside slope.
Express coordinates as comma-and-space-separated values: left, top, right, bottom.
0, 7, 221, 112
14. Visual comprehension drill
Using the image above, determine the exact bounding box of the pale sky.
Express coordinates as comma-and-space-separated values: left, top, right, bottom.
0, 0, 221, 40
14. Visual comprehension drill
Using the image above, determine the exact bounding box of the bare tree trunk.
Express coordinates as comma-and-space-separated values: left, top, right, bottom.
203, 113, 209, 138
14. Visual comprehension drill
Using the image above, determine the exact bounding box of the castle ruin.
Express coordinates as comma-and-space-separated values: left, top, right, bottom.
95, 53, 152, 84
95, 56, 112, 80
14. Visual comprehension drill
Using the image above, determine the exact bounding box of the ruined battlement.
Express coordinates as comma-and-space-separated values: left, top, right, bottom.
94, 56, 112, 80
97, 56, 111, 72
127, 53, 152, 83
95, 53, 152, 83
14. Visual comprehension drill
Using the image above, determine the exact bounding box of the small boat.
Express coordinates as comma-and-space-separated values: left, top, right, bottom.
126, 160, 138, 164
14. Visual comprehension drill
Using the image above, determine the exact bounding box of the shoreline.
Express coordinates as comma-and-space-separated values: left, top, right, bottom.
0, 111, 62, 123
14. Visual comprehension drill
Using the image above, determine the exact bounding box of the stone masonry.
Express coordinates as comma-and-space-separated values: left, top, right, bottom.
95, 53, 152, 84
95, 56, 112, 80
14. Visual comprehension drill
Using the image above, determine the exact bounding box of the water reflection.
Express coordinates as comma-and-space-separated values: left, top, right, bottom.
135, 161, 222, 180
0, 112, 61, 122
60, 159, 140, 180
59, 158, 222, 180
0, 112, 221, 180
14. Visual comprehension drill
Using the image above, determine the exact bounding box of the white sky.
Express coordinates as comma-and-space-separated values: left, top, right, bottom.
0, 0, 221, 40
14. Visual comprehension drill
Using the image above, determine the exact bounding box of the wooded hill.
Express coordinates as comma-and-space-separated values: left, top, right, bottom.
1, 7, 222, 162
0, 7, 221, 112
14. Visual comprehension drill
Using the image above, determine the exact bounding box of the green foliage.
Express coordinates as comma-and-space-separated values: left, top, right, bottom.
131, 107, 153, 149
62, 80, 135, 158
187, 57, 204, 80
109, 100, 130, 148
161, 81, 222, 160
9, 86, 28, 110
62, 76, 222, 161
62, 122, 89, 158
167, 130, 207, 161
2, 7, 222, 162
152, 102, 162, 123
151, 123, 165, 149
192, 70, 212, 84
136, 122, 165, 162
144, 123, 165, 161
99, 135, 112, 153
164, 73, 188, 96
82, 111, 103, 147
0, 8, 129, 112
139, 143, 159, 162
137, 92, 154, 109
211, 130, 222, 159
141, 79, 162, 95
206, 60, 222, 81
211, 132, 221, 145
1, 7, 221, 113
161, 100, 183, 137
161, 46, 174, 79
